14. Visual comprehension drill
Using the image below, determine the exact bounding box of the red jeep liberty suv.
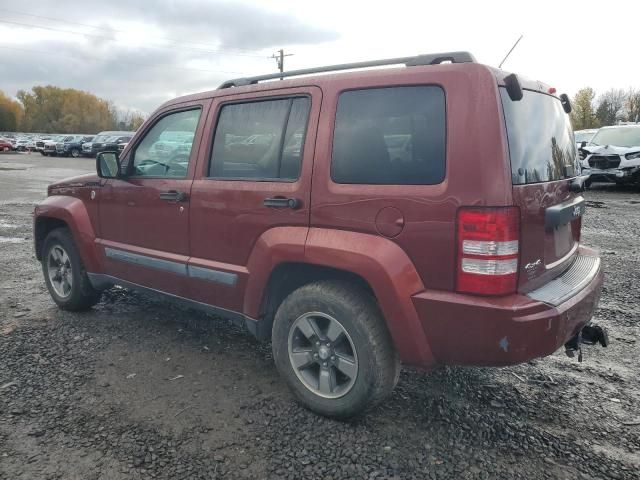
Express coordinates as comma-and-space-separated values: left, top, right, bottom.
34, 52, 606, 418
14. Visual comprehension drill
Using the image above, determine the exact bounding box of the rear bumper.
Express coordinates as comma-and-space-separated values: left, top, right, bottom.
584, 166, 640, 183
412, 246, 603, 367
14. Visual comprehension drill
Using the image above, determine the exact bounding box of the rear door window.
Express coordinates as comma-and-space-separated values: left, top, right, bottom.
500, 88, 578, 184
209, 97, 310, 181
331, 86, 446, 185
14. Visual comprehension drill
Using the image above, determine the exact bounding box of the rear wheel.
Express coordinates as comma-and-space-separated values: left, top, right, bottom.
70, 148, 80, 158
272, 280, 400, 418
42, 228, 101, 311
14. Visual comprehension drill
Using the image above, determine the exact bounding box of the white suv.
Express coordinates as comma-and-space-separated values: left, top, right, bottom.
581, 125, 640, 185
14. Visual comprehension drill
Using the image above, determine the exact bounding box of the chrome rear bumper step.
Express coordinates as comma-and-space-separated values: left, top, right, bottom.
527, 254, 600, 307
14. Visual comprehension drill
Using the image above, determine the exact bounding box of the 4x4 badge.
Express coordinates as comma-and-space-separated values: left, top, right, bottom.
525, 259, 542, 274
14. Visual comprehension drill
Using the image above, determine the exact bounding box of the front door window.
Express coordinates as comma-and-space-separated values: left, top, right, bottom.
131, 108, 201, 178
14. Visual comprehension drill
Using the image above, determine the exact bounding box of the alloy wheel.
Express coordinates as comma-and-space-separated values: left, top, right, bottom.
288, 312, 358, 399
47, 245, 73, 298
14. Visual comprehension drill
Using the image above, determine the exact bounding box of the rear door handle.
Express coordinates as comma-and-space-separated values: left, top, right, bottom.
263, 197, 301, 209
159, 190, 188, 202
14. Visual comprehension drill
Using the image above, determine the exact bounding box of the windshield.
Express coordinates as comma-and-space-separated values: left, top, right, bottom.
93, 135, 110, 142
590, 127, 640, 148
575, 131, 595, 143
500, 88, 578, 184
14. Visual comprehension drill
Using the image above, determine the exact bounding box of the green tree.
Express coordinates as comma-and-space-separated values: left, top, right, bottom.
570, 87, 599, 130
117, 110, 146, 131
627, 88, 640, 123
595, 89, 626, 126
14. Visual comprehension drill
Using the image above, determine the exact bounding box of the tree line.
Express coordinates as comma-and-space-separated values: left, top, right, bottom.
0, 86, 145, 133
570, 87, 640, 131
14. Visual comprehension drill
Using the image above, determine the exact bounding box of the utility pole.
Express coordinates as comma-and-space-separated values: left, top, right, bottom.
271, 49, 293, 80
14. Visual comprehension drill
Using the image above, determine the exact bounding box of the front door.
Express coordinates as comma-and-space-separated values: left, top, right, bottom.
97, 103, 208, 297
188, 87, 321, 313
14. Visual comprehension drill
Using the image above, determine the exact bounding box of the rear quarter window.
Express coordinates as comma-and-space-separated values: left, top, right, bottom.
331, 86, 446, 185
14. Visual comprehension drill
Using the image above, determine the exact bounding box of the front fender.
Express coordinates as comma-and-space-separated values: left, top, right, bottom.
303, 228, 434, 367
34, 196, 102, 273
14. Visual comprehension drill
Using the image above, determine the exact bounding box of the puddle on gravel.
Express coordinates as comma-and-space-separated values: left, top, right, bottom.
0, 220, 20, 229
0, 236, 24, 243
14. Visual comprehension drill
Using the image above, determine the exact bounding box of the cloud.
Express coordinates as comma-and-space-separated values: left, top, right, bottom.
0, 1, 339, 114
143, 1, 340, 49
6, 0, 339, 49
0, 39, 230, 113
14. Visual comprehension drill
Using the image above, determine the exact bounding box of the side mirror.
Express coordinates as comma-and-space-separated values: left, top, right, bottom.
96, 151, 122, 178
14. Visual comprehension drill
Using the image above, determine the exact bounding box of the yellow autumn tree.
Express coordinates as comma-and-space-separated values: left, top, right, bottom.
0, 90, 24, 132
17, 86, 119, 133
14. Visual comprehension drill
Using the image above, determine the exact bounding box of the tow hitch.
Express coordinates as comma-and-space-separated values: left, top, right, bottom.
565, 324, 609, 362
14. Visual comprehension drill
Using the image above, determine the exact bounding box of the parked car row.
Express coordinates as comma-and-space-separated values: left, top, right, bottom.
576, 124, 640, 186
0, 131, 135, 158
81, 131, 134, 158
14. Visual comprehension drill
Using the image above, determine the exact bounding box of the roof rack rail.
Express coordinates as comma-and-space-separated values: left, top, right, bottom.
218, 51, 476, 89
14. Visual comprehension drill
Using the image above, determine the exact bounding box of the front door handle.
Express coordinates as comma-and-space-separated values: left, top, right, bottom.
263, 197, 301, 209
159, 190, 188, 202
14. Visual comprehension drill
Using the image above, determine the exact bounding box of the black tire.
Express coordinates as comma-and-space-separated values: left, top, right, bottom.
70, 148, 80, 158
272, 280, 400, 419
42, 152, 48, 156
584, 179, 592, 188
41, 228, 101, 311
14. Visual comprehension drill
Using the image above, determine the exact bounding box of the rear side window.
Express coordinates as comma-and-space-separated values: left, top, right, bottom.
331, 86, 446, 185
210, 97, 310, 180
500, 88, 578, 184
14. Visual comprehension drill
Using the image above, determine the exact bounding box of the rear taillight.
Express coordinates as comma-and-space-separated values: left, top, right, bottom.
456, 207, 520, 295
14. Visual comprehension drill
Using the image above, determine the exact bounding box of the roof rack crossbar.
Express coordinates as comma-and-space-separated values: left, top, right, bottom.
218, 51, 476, 89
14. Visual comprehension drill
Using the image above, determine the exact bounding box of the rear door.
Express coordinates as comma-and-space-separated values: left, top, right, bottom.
500, 88, 583, 292
187, 87, 320, 313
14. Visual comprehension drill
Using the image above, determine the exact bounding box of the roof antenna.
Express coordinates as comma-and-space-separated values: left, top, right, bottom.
498, 34, 523, 69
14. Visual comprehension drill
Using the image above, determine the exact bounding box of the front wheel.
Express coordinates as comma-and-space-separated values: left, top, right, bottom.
70, 148, 80, 158
42, 228, 101, 311
272, 280, 400, 419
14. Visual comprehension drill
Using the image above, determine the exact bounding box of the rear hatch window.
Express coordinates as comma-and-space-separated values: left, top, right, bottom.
500, 89, 578, 184
500, 88, 582, 292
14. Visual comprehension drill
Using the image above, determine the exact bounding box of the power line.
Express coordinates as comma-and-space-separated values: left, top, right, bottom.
0, 19, 267, 58
0, 44, 247, 75
0, 8, 266, 55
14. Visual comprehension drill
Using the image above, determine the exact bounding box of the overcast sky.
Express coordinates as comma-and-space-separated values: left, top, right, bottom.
1, 0, 639, 114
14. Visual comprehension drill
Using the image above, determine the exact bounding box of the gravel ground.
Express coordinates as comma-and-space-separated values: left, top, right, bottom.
1, 152, 639, 479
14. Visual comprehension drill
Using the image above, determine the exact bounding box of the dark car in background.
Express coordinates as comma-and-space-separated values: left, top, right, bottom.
43, 135, 70, 156
102, 134, 135, 153
56, 135, 94, 158
82, 131, 134, 157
